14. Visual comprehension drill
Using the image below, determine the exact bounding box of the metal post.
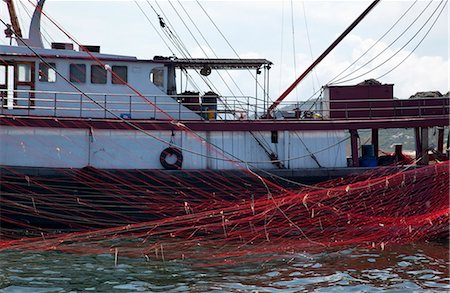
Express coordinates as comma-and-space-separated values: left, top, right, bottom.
154, 96, 157, 119
350, 129, 359, 167
420, 127, 429, 165
53, 93, 57, 117
371, 128, 379, 158
263, 67, 266, 116
394, 144, 403, 162
79, 94, 83, 117
129, 95, 132, 116
255, 69, 258, 118
437, 127, 444, 154
414, 127, 422, 161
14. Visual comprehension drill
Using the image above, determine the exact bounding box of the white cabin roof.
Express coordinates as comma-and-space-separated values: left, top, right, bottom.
0, 44, 143, 63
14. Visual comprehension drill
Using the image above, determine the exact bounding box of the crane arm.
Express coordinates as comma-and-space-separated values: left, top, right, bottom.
5, 0, 23, 38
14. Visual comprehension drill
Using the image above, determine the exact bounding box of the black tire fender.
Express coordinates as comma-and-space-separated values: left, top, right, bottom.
160, 147, 183, 170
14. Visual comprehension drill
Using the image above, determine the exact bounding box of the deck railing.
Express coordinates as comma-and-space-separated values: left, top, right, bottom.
1, 89, 449, 121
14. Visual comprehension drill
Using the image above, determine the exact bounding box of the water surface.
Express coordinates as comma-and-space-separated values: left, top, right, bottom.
0, 241, 448, 292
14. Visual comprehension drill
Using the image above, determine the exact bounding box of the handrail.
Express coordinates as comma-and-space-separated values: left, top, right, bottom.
0, 89, 448, 121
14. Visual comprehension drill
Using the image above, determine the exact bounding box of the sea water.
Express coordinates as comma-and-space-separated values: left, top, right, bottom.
0, 241, 448, 292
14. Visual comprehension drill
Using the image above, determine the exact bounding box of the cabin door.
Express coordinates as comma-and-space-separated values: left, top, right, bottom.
1, 61, 36, 109
14, 61, 36, 108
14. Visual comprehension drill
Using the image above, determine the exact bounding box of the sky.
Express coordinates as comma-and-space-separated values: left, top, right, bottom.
1, 0, 448, 105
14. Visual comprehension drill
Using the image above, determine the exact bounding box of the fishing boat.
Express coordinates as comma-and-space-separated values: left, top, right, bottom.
1, 0, 447, 175
0, 0, 448, 232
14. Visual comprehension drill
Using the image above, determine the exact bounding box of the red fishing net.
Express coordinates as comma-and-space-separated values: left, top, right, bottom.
1, 161, 448, 266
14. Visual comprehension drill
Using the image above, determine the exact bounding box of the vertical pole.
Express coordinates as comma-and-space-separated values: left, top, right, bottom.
420, 127, 429, 165
414, 127, 422, 161
371, 128, 379, 158
350, 129, 359, 167
255, 69, 258, 118
79, 94, 82, 117
263, 67, 266, 116
437, 126, 444, 154
394, 144, 403, 162
53, 92, 57, 117
129, 95, 132, 116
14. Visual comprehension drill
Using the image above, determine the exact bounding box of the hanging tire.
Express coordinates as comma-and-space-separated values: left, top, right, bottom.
160, 147, 183, 170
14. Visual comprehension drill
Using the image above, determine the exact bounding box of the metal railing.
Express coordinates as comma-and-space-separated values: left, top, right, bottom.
1, 89, 448, 121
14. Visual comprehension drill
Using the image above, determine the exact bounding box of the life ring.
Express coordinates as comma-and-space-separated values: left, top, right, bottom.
160, 147, 183, 170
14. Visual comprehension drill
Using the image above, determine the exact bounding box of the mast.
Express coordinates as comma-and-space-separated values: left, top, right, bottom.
266, 0, 381, 116
5, 0, 23, 38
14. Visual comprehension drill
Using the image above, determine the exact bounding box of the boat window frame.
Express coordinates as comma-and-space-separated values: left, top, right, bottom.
69, 63, 86, 83
150, 67, 165, 88
17, 63, 32, 83
112, 65, 128, 85
91, 64, 107, 84
38, 62, 57, 83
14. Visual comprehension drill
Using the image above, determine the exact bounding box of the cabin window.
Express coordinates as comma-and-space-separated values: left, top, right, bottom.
17, 63, 31, 82
91, 65, 107, 84
112, 66, 127, 84
150, 68, 164, 88
39, 62, 56, 82
70, 64, 86, 83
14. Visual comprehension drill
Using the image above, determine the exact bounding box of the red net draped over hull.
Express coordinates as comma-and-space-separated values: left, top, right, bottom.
1, 161, 448, 265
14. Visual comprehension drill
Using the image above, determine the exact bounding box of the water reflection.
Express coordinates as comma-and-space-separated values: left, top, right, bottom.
0, 241, 448, 292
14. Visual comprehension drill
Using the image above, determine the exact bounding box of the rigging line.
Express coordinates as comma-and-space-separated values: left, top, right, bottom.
175, 0, 251, 106
17, 0, 53, 46
290, 0, 299, 102
195, 0, 272, 103
134, 1, 175, 56
0, 19, 177, 145
332, 0, 436, 85
307, 87, 324, 111
278, 0, 285, 95
276, 0, 419, 112
249, 131, 284, 169
152, 0, 187, 53
171, 9, 258, 118
4, 6, 343, 192
136, 0, 207, 92
334, 0, 444, 85
307, 1, 418, 111
328, 0, 418, 85
0, 17, 284, 191
168, 0, 243, 101
149, 1, 224, 94
301, 1, 320, 94
293, 132, 322, 168
146, 0, 193, 61
3, 4, 180, 122
375, 0, 448, 80
151, 1, 247, 117
153, 19, 217, 93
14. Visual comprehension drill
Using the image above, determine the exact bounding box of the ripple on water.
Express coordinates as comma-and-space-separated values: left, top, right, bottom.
0, 286, 64, 293
0, 242, 448, 292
